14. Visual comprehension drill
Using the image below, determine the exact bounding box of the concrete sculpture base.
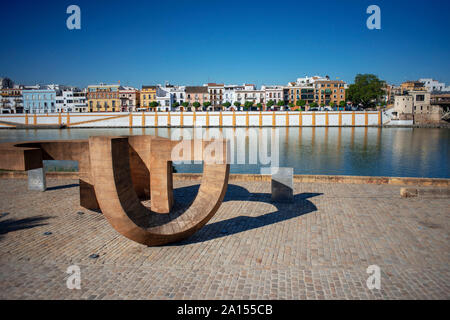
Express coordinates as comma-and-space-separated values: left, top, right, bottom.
0, 135, 230, 246
271, 167, 294, 203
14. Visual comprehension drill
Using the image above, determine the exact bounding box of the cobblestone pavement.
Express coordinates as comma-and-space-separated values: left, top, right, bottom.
0, 178, 449, 300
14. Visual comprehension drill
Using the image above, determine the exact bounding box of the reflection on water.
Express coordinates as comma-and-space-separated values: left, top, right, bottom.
0, 127, 448, 178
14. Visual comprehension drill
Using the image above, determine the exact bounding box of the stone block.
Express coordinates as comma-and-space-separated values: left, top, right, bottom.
400, 188, 417, 198
28, 168, 46, 191
271, 167, 293, 203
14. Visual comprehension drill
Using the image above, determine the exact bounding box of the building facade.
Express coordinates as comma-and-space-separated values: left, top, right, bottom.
287, 86, 315, 106
205, 83, 224, 108
87, 84, 121, 112
140, 86, 157, 109
185, 86, 210, 110
419, 78, 450, 93
55, 88, 88, 113
235, 84, 264, 107
401, 81, 426, 94
223, 85, 244, 106
22, 89, 56, 113
119, 87, 140, 112
262, 85, 284, 106
155, 87, 172, 111
314, 80, 346, 106
394, 91, 432, 115
1, 88, 23, 113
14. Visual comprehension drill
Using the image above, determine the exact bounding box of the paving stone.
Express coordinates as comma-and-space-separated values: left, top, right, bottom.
0, 178, 449, 300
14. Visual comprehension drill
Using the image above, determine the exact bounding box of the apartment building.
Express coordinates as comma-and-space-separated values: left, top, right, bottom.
223, 84, 244, 106
185, 86, 210, 110
205, 83, 224, 108
287, 86, 315, 106
235, 84, 264, 107
55, 88, 88, 113
419, 78, 450, 93
87, 84, 121, 112
261, 85, 284, 106
1, 87, 23, 113
156, 87, 172, 111
140, 86, 157, 108
400, 81, 426, 94
119, 87, 140, 112
160, 84, 186, 107
314, 80, 346, 106
22, 89, 57, 113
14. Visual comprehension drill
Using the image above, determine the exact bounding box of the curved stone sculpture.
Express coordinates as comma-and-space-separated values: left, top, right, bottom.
0, 135, 230, 246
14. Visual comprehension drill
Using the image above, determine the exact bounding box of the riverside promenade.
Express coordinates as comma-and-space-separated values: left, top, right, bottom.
0, 177, 449, 300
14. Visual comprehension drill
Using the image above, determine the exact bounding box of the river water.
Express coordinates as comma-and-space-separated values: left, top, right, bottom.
0, 127, 448, 178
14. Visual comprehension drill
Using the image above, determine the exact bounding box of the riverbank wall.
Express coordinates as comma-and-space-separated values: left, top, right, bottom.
0, 111, 386, 128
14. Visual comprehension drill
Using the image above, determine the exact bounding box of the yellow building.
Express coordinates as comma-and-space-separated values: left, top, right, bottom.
87, 84, 121, 112
140, 86, 157, 108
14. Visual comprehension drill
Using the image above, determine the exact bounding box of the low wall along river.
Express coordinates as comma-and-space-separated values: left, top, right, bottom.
0, 111, 386, 128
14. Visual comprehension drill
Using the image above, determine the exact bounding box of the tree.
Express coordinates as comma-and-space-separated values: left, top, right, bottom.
266, 100, 275, 108
346, 74, 386, 109
244, 101, 253, 110
277, 100, 285, 107
233, 101, 241, 109
149, 101, 158, 109
330, 102, 336, 108
172, 101, 180, 108
339, 101, 346, 108
296, 100, 306, 107
202, 101, 211, 110
181, 102, 189, 109
310, 102, 318, 109
288, 103, 295, 108
223, 102, 231, 108
256, 103, 263, 110
193, 102, 201, 110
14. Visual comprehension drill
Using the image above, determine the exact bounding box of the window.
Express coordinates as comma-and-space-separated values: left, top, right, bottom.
416, 95, 425, 102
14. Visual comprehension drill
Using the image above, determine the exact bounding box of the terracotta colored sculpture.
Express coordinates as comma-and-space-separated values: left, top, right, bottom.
0, 136, 230, 246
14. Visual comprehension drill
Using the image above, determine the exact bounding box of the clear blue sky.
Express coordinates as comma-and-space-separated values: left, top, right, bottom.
1, 0, 449, 88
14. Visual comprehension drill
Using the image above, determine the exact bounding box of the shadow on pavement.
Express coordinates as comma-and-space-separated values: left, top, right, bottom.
171, 184, 322, 245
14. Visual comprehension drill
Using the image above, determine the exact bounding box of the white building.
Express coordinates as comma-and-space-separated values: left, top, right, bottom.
223, 84, 244, 106
55, 88, 87, 113
162, 84, 186, 107
294, 75, 329, 86
261, 85, 284, 104
235, 84, 264, 109
155, 86, 172, 111
419, 78, 450, 93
